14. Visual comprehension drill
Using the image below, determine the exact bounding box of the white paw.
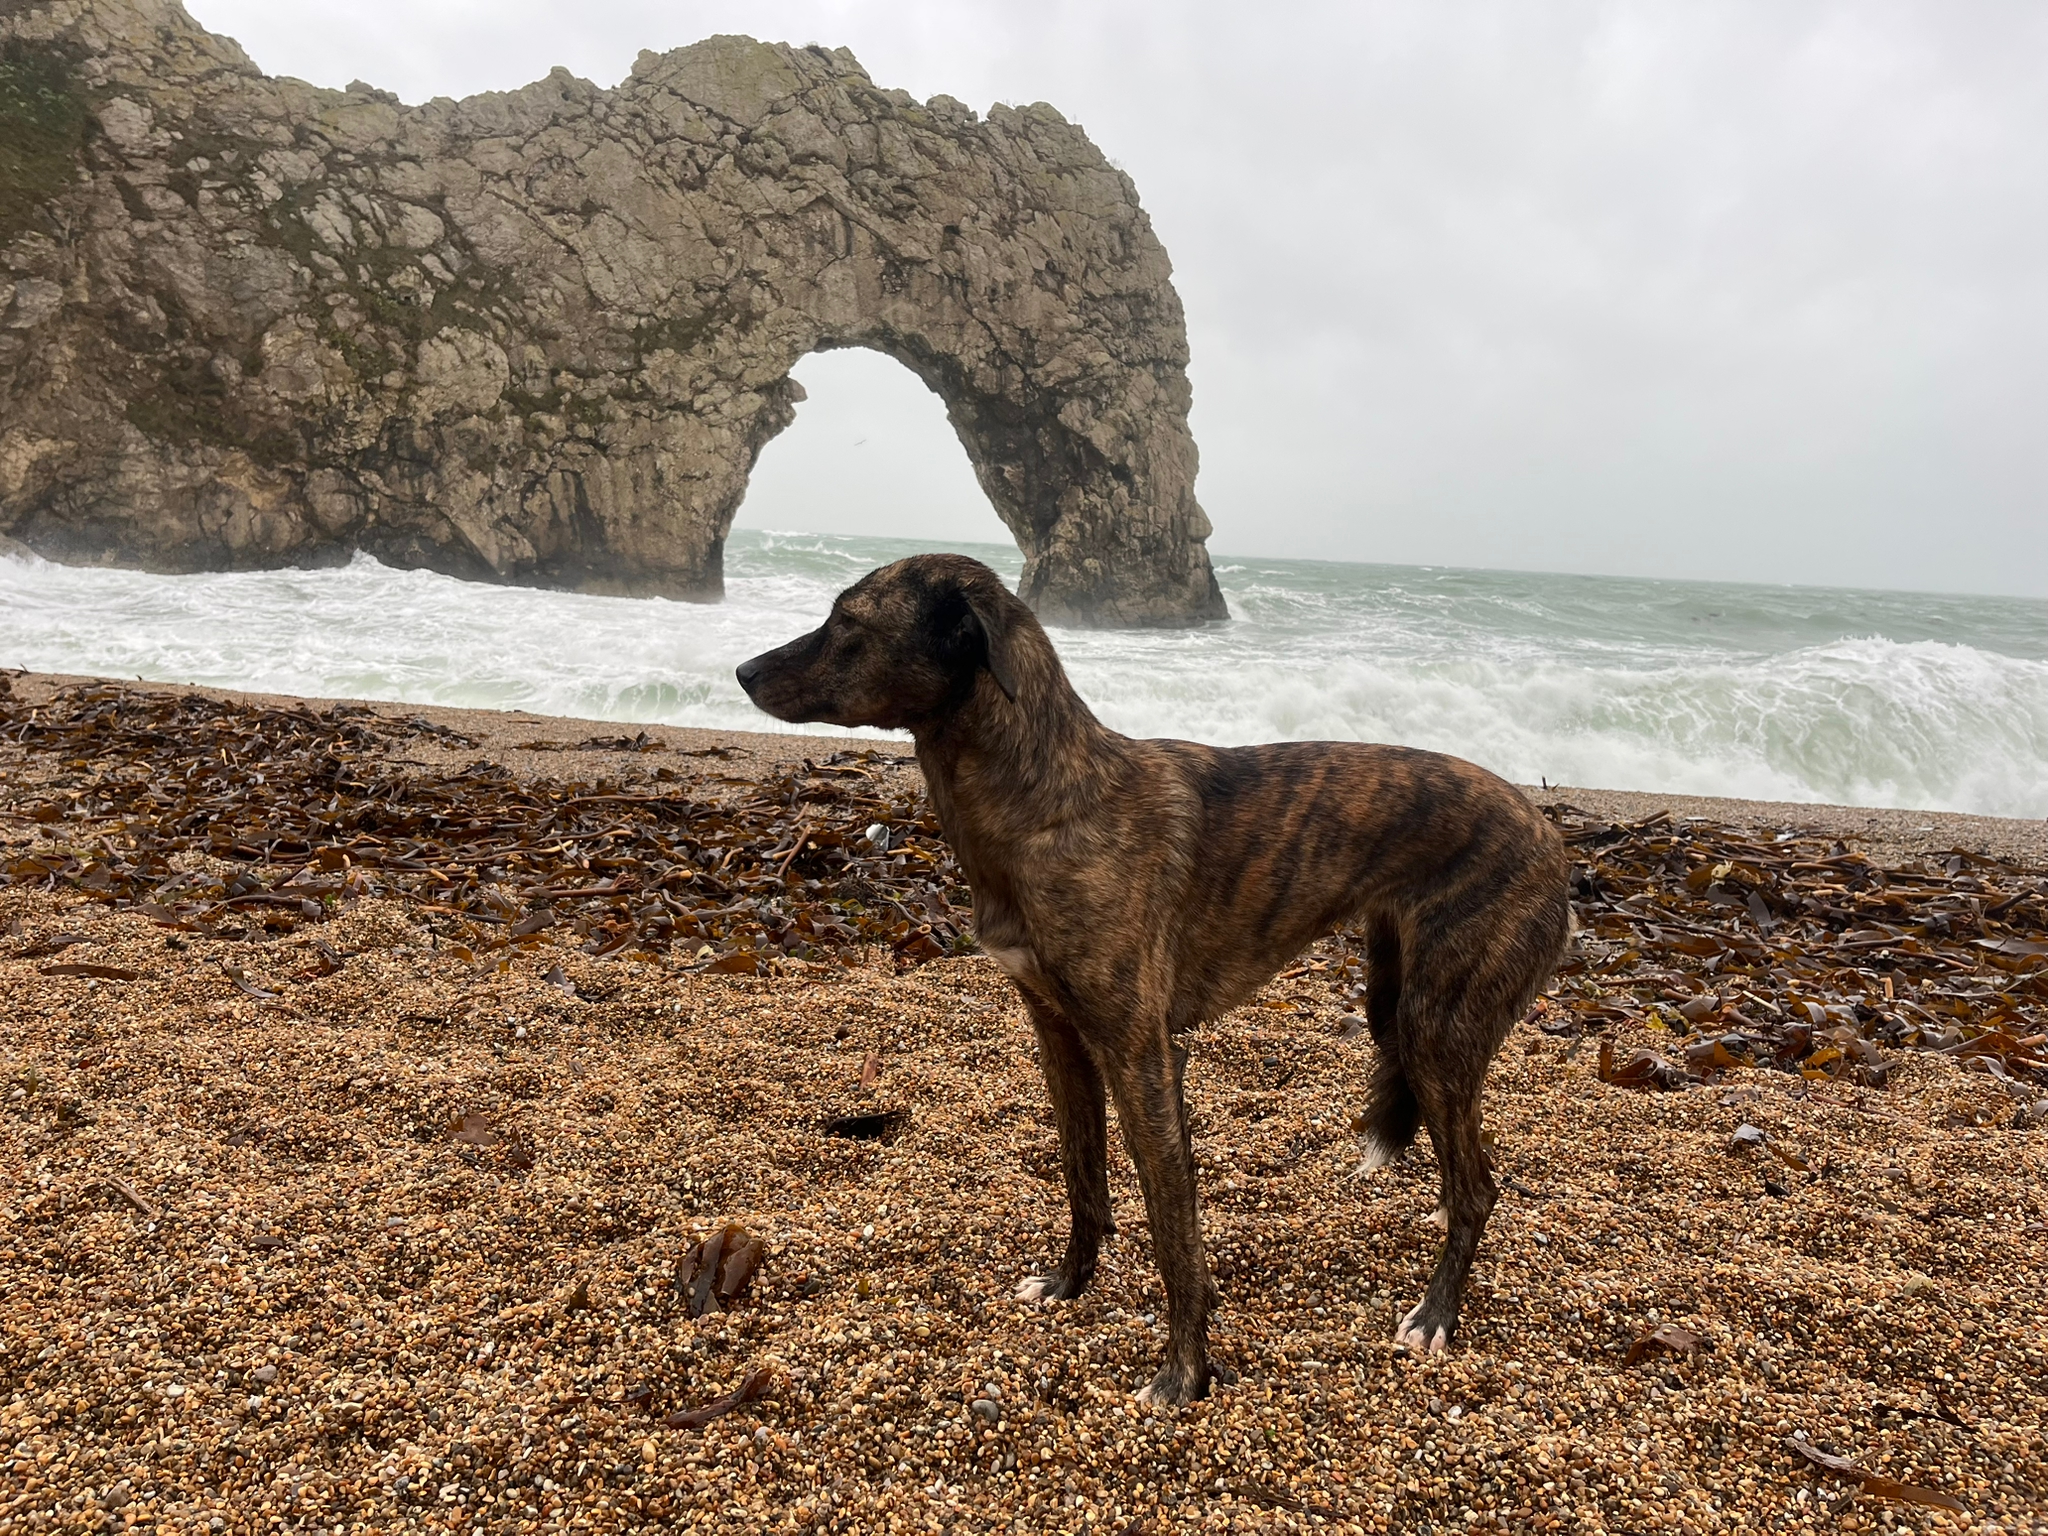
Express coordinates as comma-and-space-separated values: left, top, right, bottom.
1420, 1206, 1449, 1230
1393, 1304, 1449, 1356
1350, 1138, 1394, 1178
1133, 1380, 1159, 1405
1014, 1275, 1053, 1303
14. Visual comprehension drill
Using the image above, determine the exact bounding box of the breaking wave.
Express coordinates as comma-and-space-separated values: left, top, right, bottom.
2, 530, 2044, 817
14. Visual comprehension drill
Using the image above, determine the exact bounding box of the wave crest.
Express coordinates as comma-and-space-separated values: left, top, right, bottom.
2, 536, 2042, 816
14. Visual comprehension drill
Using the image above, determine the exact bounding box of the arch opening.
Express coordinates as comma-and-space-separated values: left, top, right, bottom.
733, 348, 1012, 549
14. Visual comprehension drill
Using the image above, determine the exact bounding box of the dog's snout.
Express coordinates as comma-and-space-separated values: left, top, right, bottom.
734, 655, 764, 696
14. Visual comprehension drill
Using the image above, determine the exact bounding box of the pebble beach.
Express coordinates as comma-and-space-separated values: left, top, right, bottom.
3, 674, 2044, 1535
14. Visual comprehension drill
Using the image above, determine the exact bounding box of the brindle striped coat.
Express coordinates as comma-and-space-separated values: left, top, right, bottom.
738, 554, 1570, 1405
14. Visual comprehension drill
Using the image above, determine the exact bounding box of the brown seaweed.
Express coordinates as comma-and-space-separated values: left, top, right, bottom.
661, 1365, 776, 1430
1546, 804, 2046, 1098
675, 1223, 766, 1318
0, 684, 974, 977
1784, 1433, 1966, 1512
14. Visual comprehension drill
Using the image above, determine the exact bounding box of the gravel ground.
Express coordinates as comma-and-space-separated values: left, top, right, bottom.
2, 676, 2045, 1535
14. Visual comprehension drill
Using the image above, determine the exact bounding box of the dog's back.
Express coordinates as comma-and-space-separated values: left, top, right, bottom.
1132, 738, 1570, 1030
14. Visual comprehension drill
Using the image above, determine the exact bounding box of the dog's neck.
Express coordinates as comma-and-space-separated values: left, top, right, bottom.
911, 641, 1116, 840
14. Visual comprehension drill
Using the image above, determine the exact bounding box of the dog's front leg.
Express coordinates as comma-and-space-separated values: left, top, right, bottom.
1109, 1029, 1226, 1406
1014, 1000, 1114, 1303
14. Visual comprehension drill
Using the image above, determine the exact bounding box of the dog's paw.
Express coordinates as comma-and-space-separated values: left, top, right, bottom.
1134, 1358, 1234, 1407
1014, 1258, 1094, 1303
1350, 1138, 1396, 1179
1419, 1205, 1449, 1231
1393, 1303, 1450, 1357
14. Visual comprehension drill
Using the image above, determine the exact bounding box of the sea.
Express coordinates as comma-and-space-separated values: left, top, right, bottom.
3, 529, 2045, 819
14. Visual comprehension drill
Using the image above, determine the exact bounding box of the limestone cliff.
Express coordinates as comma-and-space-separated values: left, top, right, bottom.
0, 0, 1227, 625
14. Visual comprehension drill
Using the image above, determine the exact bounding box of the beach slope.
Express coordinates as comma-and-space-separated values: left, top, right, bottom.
3, 673, 2044, 1531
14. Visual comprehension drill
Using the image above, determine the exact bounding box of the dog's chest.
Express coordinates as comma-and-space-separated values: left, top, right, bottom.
971, 894, 1040, 982
982, 942, 1043, 986
965, 881, 1048, 988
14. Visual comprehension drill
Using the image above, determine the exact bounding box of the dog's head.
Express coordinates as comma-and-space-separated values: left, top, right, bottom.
735, 554, 1024, 731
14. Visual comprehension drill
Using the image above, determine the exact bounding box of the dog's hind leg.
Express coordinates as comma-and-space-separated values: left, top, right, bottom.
1393, 886, 1568, 1355
1014, 1000, 1114, 1304
1108, 1027, 1226, 1406
1391, 991, 1506, 1355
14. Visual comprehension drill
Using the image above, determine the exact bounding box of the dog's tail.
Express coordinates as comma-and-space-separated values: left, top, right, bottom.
1353, 915, 1421, 1173
1354, 1048, 1421, 1172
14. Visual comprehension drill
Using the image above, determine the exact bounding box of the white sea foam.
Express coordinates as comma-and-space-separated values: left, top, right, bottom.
2, 532, 2044, 817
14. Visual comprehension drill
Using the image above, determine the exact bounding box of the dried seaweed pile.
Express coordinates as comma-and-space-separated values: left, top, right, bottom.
4, 682, 2044, 1099
1545, 804, 2048, 1099
0, 684, 971, 974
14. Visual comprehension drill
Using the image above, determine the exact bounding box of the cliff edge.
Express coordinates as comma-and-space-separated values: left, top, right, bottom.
0, 0, 1226, 624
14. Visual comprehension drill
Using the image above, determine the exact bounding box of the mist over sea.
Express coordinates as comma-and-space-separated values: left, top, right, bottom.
4, 529, 2045, 819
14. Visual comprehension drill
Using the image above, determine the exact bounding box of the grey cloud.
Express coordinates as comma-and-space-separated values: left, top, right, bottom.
189, 0, 2048, 596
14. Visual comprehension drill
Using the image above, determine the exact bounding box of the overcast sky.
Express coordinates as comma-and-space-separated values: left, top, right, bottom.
188, 0, 2048, 598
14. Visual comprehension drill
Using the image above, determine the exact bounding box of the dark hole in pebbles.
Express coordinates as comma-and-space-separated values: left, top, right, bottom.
824, 1109, 910, 1142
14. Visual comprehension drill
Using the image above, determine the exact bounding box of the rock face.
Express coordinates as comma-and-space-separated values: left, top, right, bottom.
0, 0, 1227, 625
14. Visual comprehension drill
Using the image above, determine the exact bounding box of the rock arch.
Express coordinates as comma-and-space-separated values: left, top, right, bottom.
0, 2, 1228, 625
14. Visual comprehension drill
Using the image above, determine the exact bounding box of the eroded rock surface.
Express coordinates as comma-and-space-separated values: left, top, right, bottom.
0, 0, 1226, 624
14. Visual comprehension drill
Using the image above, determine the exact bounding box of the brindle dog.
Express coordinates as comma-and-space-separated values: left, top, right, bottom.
737, 554, 1570, 1405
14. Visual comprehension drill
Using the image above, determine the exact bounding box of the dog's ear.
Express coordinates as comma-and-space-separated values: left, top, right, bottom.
963, 589, 1020, 702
